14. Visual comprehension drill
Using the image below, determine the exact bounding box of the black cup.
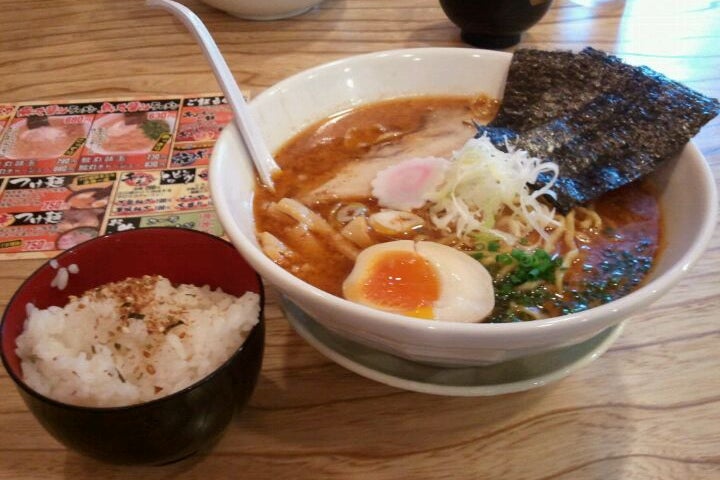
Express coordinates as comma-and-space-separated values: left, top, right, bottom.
439, 0, 553, 49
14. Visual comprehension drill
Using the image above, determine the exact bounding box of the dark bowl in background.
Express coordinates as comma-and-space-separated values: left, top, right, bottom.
0, 227, 265, 465
439, 0, 553, 49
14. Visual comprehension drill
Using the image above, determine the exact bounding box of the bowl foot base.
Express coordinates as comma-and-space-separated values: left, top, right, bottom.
460, 31, 521, 49
230, 5, 314, 21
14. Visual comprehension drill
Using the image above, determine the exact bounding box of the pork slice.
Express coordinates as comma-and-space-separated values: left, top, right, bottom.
303, 109, 475, 203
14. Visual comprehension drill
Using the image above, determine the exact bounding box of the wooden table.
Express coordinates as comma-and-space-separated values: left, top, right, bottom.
1, 1, 719, 478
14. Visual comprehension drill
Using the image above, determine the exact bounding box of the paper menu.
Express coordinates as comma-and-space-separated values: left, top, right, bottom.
0, 95, 231, 259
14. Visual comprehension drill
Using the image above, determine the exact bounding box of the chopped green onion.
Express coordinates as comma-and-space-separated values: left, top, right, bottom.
497, 253, 513, 265
494, 248, 562, 285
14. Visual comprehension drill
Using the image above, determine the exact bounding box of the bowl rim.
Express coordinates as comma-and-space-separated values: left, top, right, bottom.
211, 46, 719, 340
0, 227, 266, 412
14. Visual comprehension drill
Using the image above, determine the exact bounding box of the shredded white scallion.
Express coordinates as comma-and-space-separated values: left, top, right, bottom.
427, 135, 560, 245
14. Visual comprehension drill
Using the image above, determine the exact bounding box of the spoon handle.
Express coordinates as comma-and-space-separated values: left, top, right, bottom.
147, 0, 279, 190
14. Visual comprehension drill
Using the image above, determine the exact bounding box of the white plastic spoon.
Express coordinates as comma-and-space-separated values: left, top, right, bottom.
147, 0, 279, 189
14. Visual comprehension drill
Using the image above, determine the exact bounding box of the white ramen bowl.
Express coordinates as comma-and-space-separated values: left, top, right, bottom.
210, 48, 718, 366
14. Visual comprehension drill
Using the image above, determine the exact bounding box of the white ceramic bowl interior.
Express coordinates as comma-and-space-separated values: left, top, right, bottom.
199, 0, 323, 20
210, 48, 718, 366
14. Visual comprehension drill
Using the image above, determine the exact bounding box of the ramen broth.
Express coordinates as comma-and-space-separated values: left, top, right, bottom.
253, 96, 662, 322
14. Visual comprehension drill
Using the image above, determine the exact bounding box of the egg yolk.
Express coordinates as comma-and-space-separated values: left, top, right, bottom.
358, 250, 440, 319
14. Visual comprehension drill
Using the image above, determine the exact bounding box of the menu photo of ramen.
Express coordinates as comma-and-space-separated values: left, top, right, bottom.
0, 172, 116, 255
0, 104, 95, 176
81, 99, 181, 172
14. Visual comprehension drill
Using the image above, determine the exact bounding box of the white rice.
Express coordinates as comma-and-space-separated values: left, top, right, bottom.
50, 267, 69, 290
15, 275, 260, 407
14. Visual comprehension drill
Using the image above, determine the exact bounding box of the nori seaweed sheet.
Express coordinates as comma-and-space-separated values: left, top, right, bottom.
481, 47, 720, 213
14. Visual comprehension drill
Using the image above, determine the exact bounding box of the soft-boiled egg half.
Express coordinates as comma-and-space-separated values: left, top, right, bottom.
342, 240, 494, 322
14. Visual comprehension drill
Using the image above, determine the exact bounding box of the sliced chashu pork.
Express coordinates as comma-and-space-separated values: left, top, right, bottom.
302, 108, 475, 204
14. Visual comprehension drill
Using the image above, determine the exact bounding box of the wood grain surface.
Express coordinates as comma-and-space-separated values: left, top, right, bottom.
1, 0, 719, 478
